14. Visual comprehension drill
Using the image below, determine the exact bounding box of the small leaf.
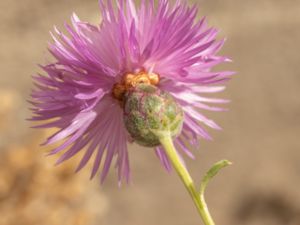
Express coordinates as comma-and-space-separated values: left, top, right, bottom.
199, 160, 232, 196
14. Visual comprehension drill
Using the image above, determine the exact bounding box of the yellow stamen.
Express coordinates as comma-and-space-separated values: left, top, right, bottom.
112, 72, 160, 101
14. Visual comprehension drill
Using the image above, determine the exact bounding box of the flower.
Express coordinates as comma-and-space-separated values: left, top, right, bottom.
30, 0, 233, 184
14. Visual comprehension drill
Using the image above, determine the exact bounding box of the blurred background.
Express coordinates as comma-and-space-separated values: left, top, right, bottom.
0, 0, 300, 224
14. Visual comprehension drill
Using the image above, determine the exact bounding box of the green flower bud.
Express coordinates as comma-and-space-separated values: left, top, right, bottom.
124, 84, 184, 147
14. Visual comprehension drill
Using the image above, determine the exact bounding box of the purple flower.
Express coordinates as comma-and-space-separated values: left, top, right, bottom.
30, 0, 233, 184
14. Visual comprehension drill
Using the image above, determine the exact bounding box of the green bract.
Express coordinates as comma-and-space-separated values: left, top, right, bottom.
124, 84, 183, 147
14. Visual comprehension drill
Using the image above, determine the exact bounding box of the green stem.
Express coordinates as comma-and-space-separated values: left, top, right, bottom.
159, 135, 215, 225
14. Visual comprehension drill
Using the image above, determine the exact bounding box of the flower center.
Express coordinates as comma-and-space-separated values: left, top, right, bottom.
112, 72, 160, 101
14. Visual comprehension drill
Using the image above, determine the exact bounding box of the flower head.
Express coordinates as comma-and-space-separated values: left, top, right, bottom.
31, 0, 233, 183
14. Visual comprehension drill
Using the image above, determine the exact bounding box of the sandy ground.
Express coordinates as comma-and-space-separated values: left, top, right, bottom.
0, 0, 300, 225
